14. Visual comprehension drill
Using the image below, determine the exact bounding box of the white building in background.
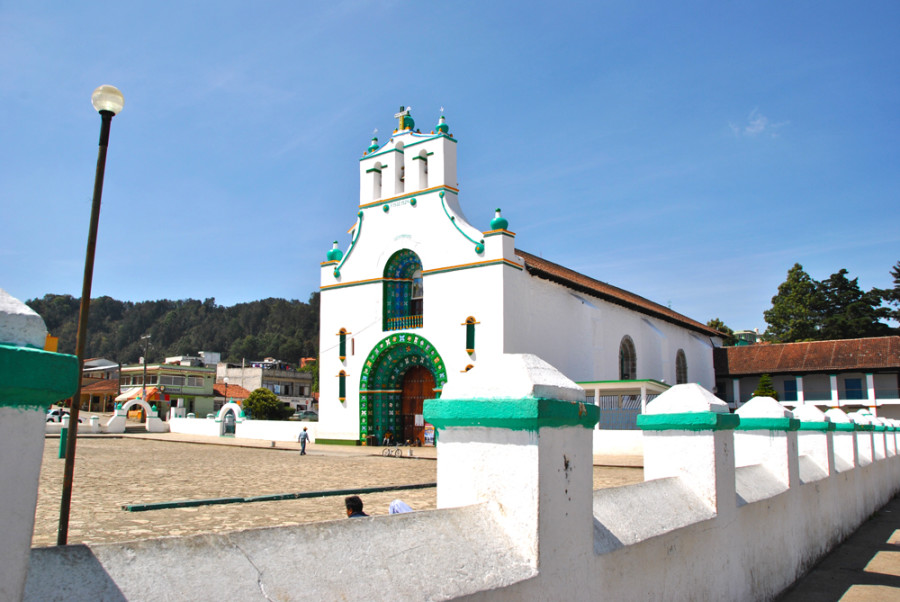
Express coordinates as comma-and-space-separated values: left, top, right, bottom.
317, 108, 722, 445
218, 358, 314, 412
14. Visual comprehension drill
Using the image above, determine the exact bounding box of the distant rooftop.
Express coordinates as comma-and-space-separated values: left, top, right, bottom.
714, 336, 900, 376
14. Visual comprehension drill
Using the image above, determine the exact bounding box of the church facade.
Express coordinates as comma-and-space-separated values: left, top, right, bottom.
317, 108, 722, 445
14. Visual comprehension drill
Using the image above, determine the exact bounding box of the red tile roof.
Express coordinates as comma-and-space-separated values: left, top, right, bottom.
81, 379, 119, 394
714, 337, 900, 376
514, 249, 721, 337
214, 383, 251, 399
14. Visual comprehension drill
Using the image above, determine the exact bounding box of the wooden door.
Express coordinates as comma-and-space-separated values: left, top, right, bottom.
401, 366, 434, 445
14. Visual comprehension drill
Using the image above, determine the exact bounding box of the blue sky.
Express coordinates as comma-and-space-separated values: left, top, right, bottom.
2, 1, 898, 333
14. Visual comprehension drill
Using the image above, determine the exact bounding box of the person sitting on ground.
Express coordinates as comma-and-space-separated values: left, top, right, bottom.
389, 499, 413, 514
345, 495, 368, 518
382, 431, 393, 446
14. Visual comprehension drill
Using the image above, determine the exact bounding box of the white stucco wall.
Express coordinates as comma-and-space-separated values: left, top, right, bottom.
22, 380, 900, 601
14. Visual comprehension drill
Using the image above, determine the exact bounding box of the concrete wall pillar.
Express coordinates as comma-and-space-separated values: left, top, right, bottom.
826, 408, 859, 471
848, 411, 875, 466
734, 396, 800, 487
424, 354, 599, 576
796, 376, 805, 404
792, 404, 836, 476
0, 289, 78, 602
732, 378, 741, 405
830, 374, 839, 406
638, 383, 738, 516
866, 373, 875, 405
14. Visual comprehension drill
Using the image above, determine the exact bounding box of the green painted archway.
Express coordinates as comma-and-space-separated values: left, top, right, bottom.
358, 333, 447, 443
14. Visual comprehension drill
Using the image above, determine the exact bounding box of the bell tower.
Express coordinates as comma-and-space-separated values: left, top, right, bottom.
358, 107, 458, 206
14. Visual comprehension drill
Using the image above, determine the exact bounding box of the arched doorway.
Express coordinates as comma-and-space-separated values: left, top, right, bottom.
359, 333, 447, 445
401, 366, 435, 444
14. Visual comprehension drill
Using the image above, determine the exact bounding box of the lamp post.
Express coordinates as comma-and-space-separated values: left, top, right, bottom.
57, 85, 124, 546
224, 377, 229, 407
141, 334, 151, 408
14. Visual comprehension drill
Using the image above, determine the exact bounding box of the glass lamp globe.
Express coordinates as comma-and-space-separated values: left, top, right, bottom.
91, 85, 125, 115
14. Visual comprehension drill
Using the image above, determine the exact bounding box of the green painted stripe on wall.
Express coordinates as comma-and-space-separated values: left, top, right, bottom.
424, 397, 599, 431
799, 421, 836, 431
0, 343, 79, 409
637, 412, 740, 431
736, 417, 801, 431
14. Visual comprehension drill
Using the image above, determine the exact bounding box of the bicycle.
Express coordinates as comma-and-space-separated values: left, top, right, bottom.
381, 441, 413, 457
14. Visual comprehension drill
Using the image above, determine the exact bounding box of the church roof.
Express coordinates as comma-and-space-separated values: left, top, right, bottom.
514, 249, 722, 338
713, 336, 900, 376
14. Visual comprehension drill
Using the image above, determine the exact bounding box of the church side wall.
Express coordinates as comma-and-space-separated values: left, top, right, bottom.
503, 270, 716, 389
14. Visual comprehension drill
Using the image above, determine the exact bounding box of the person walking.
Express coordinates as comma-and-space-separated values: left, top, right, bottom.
298, 427, 310, 455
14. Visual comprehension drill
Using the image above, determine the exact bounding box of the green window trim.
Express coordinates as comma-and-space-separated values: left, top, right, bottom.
462, 317, 479, 354
338, 328, 349, 361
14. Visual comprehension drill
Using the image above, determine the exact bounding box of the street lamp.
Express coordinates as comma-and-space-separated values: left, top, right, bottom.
58, 85, 124, 546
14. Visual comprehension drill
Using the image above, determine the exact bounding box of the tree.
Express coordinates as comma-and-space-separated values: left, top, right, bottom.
817, 269, 891, 339
752, 374, 779, 400
299, 357, 319, 393
874, 261, 900, 324
706, 318, 735, 346
243, 388, 292, 421
763, 264, 822, 342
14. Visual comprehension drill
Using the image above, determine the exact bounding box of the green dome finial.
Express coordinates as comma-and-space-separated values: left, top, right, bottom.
436, 115, 449, 134
490, 208, 509, 231
367, 137, 379, 154
326, 241, 344, 262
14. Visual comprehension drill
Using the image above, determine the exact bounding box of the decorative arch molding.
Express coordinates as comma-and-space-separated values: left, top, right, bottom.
358, 333, 447, 443
216, 402, 245, 437
383, 249, 424, 331
119, 399, 155, 418
215, 402, 245, 423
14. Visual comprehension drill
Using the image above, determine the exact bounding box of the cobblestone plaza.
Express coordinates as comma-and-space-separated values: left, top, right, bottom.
32, 435, 643, 547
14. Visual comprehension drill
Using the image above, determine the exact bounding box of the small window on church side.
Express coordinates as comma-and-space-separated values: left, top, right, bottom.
676, 349, 687, 384
619, 336, 636, 381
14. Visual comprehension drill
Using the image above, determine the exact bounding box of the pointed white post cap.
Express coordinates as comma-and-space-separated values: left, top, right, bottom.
441, 354, 584, 402
736, 396, 792, 418
0, 288, 47, 348
645, 383, 729, 415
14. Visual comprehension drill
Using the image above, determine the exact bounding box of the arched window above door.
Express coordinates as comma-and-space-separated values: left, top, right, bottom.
383, 249, 424, 331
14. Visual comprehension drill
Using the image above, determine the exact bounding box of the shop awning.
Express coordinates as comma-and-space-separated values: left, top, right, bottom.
115, 386, 160, 402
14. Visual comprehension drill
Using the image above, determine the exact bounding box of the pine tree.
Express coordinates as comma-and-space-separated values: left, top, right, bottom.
752, 374, 779, 400
763, 264, 821, 342
874, 261, 900, 324
706, 318, 735, 346
818, 269, 891, 339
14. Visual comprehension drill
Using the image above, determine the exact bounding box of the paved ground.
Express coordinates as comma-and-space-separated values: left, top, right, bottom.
778, 493, 900, 601
33, 433, 643, 547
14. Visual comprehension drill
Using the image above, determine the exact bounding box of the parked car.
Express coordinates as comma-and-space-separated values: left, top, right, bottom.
293, 410, 318, 422
46, 408, 83, 423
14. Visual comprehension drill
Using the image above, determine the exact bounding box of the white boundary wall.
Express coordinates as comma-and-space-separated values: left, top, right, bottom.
168, 415, 318, 441
21, 366, 900, 601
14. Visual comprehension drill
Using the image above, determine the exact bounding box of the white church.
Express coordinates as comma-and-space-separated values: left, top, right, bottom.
316, 108, 723, 445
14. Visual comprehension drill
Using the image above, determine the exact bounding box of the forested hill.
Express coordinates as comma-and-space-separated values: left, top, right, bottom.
26, 293, 319, 365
